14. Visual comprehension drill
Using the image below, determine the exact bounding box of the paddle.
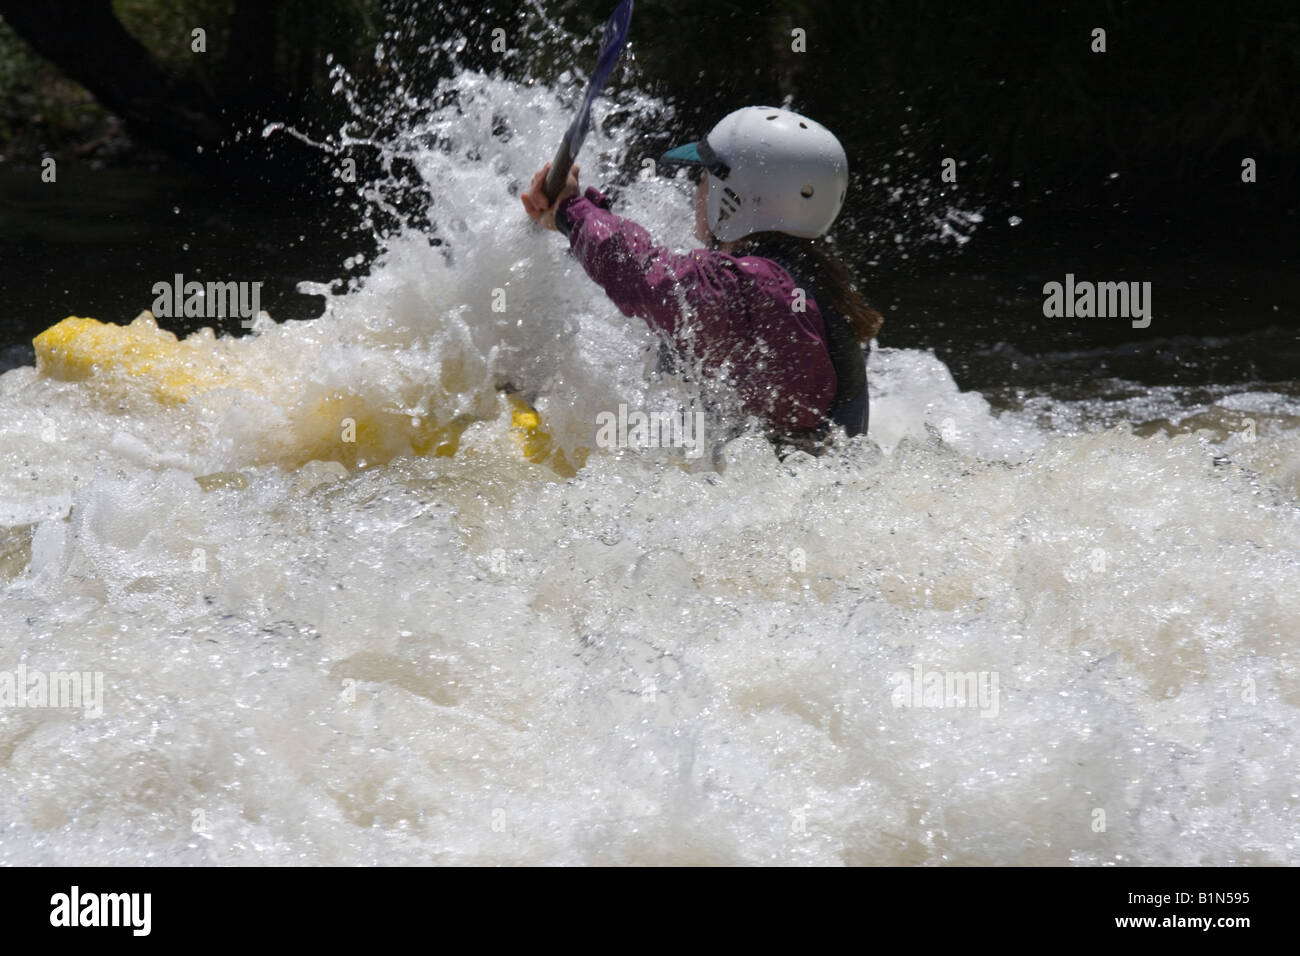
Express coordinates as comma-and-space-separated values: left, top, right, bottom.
542, 0, 635, 202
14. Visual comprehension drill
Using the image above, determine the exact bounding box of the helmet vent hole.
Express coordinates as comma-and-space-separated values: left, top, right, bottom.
766, 115, 778, 120
798, 122, 808, 129
801, 184, 815, 198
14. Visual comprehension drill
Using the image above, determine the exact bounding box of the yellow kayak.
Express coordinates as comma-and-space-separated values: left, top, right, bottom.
34, 314, 584, 476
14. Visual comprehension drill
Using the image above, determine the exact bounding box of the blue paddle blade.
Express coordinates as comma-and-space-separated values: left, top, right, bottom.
563, 0, 634, 157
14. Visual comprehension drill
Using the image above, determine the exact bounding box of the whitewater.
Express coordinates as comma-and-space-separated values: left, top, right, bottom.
0, 64, 1297, 865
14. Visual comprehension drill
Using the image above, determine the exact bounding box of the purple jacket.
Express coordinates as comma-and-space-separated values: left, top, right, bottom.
558, 188, 837, 432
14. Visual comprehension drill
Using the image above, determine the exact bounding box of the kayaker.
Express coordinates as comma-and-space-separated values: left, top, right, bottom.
522, 106, 882, 451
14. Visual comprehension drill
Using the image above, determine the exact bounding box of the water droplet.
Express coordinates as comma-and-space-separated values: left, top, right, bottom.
1008, 216, 1022, 227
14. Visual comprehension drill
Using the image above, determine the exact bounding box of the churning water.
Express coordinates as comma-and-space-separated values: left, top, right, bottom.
1, 58, 1297, 864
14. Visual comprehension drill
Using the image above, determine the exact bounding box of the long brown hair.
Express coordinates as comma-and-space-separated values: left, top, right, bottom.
741, 232, 884, 343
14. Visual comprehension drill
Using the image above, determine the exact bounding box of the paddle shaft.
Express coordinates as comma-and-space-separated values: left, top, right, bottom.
539, 0, 633, 206
543, 139, 573, 203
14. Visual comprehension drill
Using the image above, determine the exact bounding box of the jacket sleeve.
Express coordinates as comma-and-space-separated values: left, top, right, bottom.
556, 188, 838, 431
558, 188, 734, 339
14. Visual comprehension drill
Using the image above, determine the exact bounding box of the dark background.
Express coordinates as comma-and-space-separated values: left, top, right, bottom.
1, 0, 1296, 396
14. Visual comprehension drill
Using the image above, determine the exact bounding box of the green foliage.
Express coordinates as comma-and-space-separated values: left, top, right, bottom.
0, 18, 104, 152
110, 0, 379, 101
1, 0, 1295, 201
114, 0, 235, 62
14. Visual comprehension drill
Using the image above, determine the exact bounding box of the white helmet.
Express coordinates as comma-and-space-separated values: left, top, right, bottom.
660, 106, 849, 241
